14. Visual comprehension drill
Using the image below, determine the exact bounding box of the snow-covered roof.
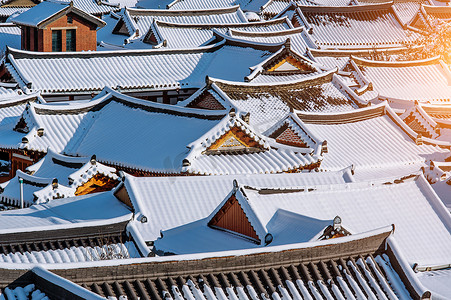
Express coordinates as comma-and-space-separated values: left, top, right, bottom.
0, 149, 118, 205
136, 0, 252, 10
10, 1, 106, 28
0, 191, 131, 234
11, 88, 319, 175
225, 26, 317, 54
351, 56, 451, 105
3, 39, 281, 95
0, 93, 43, 149
46, 0, 119, 15
359, 0, 430, 25
298, 2, 422, 49
179, 70, 359, 133
295, 102, 450, 177
139, 18, 293, 49
156, 174, 451, 267
121, 169, 354, 242
117, 5, 247, 39
0, 23, 20, 53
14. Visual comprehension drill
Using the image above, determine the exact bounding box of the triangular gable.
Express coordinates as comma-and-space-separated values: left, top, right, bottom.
208, 193, 260, 243
206, 125, 265, 154
271, 123, 308, 148
266, 114, 317, 149
113, 18, 131, 36
263, 48, 317, 75
186, 90, 226, 111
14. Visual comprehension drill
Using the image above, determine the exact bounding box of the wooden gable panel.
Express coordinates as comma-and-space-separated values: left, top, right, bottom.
268, 56, 312, 73
113, 184, 133, 210
208, 194, 260, 243
270, 123, 309, 148
187, 91, 225, 110
207, 126, 262, 153
276, 126, 308, 148
75, 173, 119, 196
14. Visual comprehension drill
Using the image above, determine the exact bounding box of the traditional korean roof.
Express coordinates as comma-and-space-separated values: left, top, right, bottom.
115, 5, 247, 39
409, 4, 451, 31
0, 149, 119, 206
359, 0, 431, 25
294, 102, 451, 178
119, 169, 354, 242
0, 6, 25, 18
179, 70, 361, 133
155, 173, 451, 268
2, 38, 283, 95
296, 2, 422, 49
349, 56, 451, 106
45, 0, 120, 15
11, 88, 319, 175
0, 93, 43, 149
136, 0, 251, 10
141, 17, 293, 49
0, 191, 132, 234
0, 23, 20, 54
225, 26, 317, 54
10, 1, 106, 28
400, 102, 439, 139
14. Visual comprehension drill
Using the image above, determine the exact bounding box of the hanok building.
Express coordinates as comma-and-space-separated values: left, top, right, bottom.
10, 1, 106, 52
109, 6, 248, 45
179, 69, 370, 132
0, 149, 119, 207
115, 170, 354, 244
0, 93, 43, 182
279, 2, 422, 50
409, 4, 451, 32
345, 56, 451, 109
0, 88, 322, 177
358, 0, 434, 25
0, 36, 322, 101
266, 102, 450, 179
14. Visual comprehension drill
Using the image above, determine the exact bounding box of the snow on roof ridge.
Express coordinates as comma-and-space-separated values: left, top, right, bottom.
298, 1, 394, 11
42, 148, 90, 164
208, 67, 337, 88
68, 159, 118, 189
351, 55, 442, 67
5, 40, 225, 57
421, 4, 451, 13
213, 29, 286, 52
309, 45, 423, 57
229, 26, 304, 37
243, 172, 421, 195
0, 92, 43, 107
126, 4, 241, 15
14, 169, 54, 185
296, 101, 387, 117
153, 17, 290, 28
29, 87, 228, 119
0, 211, 132, 236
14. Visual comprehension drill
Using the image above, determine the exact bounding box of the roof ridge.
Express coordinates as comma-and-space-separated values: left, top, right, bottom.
154, 17, 289, 28
298, 1, 394, 12
126, 4, 240, 16
229, 26, 304, 37
351, 55, 442, 67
